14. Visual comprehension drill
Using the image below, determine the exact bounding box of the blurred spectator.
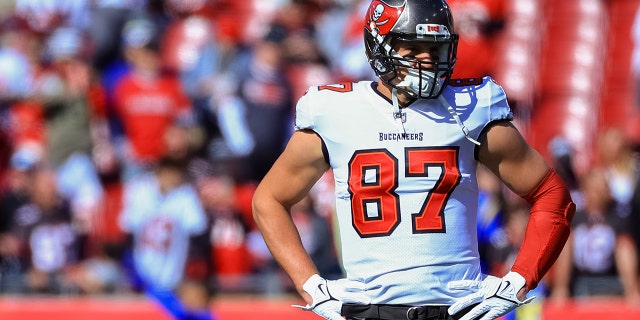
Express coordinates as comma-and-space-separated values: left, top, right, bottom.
88, 0, 146, 73
64, 242, 127, 294
205, 0, 256, 66
632, 166, 640, 270
488, 201, 544, 320
119, 156, 207, 290
90, 99, 126, 251
194, 6, 254, 175
119, 156, 211, 319
235, 31, 294, 182
246, 224, 283, 295
488, 202, 530, 279
266, 0, 325, 65
4, 102, 45, 161
291, 195, 342, 281
88, 158, 127, 274
163, 124, 200, 165
34, 27, 106, 241
0, 45, 33, 101
14, 0, 90, 33
551, 167, 640, 306
268, 1, 334, 103
246, 194, 343, 295
205, 70, 254, 181
597, 127, 639, 219
0, 131, 9, 188
0, 38, 42, 188
209, 30, 294, 183
1, 146, 85, 294
161, 2, 222, 161
0, 32, 39, 147
0, 146, 43, 293
313, 0, 352, 69
549, 136, 583, 210
448, 0, 506, 79
161, 2, 220, 102
475, 163, 507, 275
197, 171, 251, 292
23, 168, 79, 294
112, 18, 196, 181
321, 0, 376, 82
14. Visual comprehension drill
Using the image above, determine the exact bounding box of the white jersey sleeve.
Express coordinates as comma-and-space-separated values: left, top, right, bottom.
294, 88, 316, 130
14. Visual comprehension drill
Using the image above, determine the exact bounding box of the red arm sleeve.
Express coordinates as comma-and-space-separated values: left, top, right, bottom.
511, 168, 576, 290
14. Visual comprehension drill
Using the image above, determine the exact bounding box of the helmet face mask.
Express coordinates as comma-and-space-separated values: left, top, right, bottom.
364, 0, 458, 99
385, 41, 455, 98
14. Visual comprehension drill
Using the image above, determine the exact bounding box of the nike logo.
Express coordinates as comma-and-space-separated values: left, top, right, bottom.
317, 283, 327, 296
499, 281, 513, 296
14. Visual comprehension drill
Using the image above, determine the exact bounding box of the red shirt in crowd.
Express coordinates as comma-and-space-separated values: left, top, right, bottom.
113, 73, 191, 162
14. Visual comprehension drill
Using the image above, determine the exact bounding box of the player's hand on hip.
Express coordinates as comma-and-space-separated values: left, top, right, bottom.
447, 271, 534, 320
292, 274, 370, 320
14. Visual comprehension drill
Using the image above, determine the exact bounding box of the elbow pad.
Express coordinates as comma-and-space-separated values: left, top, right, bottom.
511, 169, 576, 290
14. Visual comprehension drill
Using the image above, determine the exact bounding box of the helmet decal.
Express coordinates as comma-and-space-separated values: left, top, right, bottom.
416, 24, 452, 37
365, 0, 405, 36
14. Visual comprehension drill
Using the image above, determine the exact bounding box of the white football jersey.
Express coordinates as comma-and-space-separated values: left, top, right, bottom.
119, 174, 207, 290
295, 76, 513, 305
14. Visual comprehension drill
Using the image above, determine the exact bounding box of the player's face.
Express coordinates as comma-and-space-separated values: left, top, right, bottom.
393, 40, 440, 67
386, 40, 444, 98
391, 40, 442, 87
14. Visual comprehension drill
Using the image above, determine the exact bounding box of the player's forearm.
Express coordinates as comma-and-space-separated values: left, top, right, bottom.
511, 168, 576, 290
252, 195, 318, 302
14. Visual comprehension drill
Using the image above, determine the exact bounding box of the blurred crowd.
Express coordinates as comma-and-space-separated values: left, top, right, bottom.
0, 0, 639, 314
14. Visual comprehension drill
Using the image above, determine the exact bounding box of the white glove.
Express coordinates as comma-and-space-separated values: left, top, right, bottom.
292, 274, 370, 320
447, 271, 535, 320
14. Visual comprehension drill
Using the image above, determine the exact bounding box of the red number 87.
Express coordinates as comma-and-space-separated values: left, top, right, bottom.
347, 147, 461, 238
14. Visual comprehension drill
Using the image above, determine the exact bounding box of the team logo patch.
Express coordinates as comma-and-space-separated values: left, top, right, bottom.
366, 0, 405, 35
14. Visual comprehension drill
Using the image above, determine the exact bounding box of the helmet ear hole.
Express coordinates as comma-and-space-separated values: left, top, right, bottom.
373, 56, 391, 74
374, 59, 388, 73
371, 42, 393, 74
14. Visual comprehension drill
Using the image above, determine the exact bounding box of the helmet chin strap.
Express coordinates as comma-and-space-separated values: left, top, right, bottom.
438, 95, 481, 146
392, 87, 401, 115
392, 88, 407, 133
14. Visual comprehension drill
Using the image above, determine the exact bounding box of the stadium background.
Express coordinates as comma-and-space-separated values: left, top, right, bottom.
1, 0, 640, 319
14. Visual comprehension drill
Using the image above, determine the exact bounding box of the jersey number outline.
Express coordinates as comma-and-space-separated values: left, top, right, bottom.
318, 83, 353, 92
347, 147, 461, 237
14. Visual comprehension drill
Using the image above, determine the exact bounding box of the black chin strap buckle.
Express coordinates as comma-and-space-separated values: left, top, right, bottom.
406, 306, 420, 320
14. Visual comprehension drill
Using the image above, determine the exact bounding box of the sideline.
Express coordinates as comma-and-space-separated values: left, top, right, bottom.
0, 295, 639, 320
